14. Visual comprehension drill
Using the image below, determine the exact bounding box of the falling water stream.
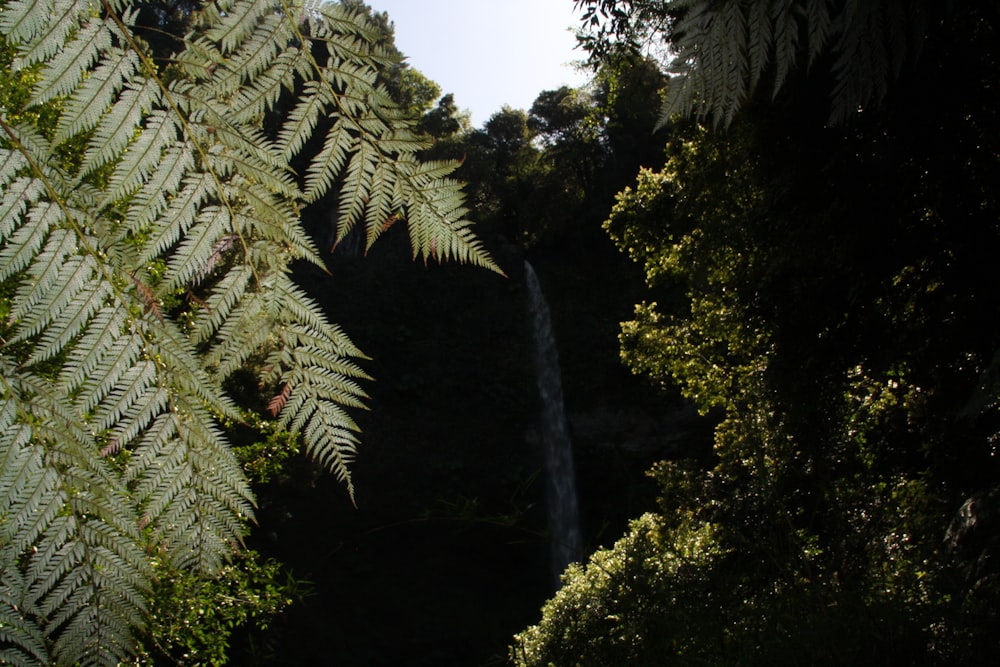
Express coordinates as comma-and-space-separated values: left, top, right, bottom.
524, 261, 582, 584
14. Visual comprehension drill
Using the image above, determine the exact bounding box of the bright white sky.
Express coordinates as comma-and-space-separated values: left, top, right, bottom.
363, 0, 591, 127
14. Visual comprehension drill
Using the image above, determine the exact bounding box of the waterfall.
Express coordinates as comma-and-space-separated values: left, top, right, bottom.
524, 261, 582, 584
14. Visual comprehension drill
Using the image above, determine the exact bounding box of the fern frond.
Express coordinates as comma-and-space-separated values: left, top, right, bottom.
277, 79, 329, 159
25, 267, 110, 365
337, 138, 377, 236
104, 108, 180, 204
191, 263, 254, 343
9, 0, 81, 66
805, 0, 834, 67
92, 360, 159, 432
657, 0, 924, 127
72, 326, 143, 415
299, 399, 359, 499
204, 298, 274, 378
0, 0, 55, 47
0, 200, 64, 283
57, 304, 131, 402
205, 139, 296, 198
120, 145, 196, 237
80, 78, 161, 178
0, 369, 149, 667
303, 116, 353, 203
270, 274, 366, 357
163, 205, 231, 291
0, 149, 28, 186
771, 0, 802, 96
401, 166, 498, 272
53, 48, 140, 145
0, 178, 43, 238
31, 19, 112, 106
150, 319, 241, 421
205, 0, 277, 56
131, 397, 252, 572
8, 228, 77, 322
211, 19, 299, 113
2, 1, 497, 661
137, 171, 214, 264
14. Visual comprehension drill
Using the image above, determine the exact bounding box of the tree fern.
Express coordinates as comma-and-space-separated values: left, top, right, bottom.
0, 0, 498, 663
640, 0, 935, 127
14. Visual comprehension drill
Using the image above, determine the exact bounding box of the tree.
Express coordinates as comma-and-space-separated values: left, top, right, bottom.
0, 1, 495, 664
514, 1, 1000, 663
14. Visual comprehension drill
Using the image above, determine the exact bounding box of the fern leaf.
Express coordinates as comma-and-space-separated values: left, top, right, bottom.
8, 227, 77, 322
0, 178, 44, 239
402, 169, 499, 272
23, 264, 110, 366
163, 205, 231, 291
300, 400, 358, 500
0, 371, 149, 667
53, 48, 140, 145
205, 16, 285, 100
1, 2, 499, 661
0, 149, 28, 187
771, 0, 801, 96
0, 591, 49, 666
138, 171, 214, 264
55, 305, 128, 396
73, 333, 141, 414
747, 1, 766, 91
191, 263, 253, 343
277, 79, 328, 159
107, 382, 168, 452
206, 0, 275, 55
92, 360, 158, 432
12, 250, 94, 341
271, 275, 366, 356
204, 299, 274, 378
212, 18, 298, 112
132, 399, 252, 572
206, 140, 296, 198
105, 108, 180, 204
362, 159, 400, 249
80, 78, 161, 178
805, 0, 834, 66
0, 0, 55, 47
121, 145, 196, 238
303, 116, 353, 203
0, 200, 64, 283
267, 383, 291, 417
337, 139, 377, 238
31, 19, 112, 106
150, 320, 241, 421
8, 0, 78, 65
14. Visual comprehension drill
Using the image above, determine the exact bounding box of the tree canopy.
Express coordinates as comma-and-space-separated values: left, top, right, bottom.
514, 1, 1000, 663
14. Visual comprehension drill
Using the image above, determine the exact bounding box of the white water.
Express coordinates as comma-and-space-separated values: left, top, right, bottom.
524, 261, 583, 584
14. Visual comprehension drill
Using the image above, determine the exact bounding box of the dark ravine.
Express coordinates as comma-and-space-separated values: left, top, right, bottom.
239, 233, 679, 665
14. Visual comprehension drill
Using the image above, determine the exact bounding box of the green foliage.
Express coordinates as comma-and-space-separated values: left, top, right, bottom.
138, 550, 305, 666
516, 3, 1000, 663
513, 462, 943, 666
0, 0, 494, 663
513, 511, 727, 667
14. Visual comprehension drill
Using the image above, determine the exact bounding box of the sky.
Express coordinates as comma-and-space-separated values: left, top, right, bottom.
363, 0, 591, 128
